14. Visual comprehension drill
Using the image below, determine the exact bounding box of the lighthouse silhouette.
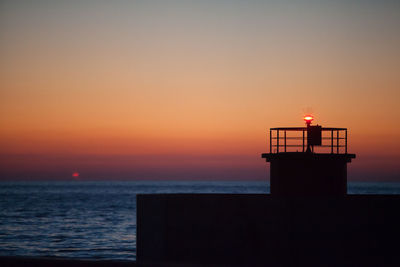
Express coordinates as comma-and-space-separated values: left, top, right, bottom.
262, 115, 356, 196
137, 115, 400, 266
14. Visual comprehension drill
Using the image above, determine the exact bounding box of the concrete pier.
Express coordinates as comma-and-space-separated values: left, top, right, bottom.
137, 194, 400, 266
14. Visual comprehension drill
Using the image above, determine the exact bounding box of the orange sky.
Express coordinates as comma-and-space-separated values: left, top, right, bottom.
1, 1, 399, 180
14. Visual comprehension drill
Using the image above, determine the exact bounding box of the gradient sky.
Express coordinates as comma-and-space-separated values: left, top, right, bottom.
1, 0, 399, 181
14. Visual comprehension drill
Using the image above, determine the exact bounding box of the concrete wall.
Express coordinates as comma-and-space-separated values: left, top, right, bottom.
137, 194, 400, 266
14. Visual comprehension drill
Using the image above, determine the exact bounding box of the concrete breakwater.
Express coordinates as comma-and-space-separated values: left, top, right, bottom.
137, 194, 400, 266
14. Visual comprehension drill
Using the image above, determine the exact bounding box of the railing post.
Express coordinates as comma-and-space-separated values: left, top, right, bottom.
337, 130, 339, 154
345, 129, 347, 154
277, 130, 279, 153
284, 130, 286, 152
270, 129, 272, 153
302, 130, 305, 152
331, 130, 334, 154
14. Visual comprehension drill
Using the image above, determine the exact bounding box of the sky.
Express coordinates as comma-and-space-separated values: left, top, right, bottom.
0, 0, 399, 181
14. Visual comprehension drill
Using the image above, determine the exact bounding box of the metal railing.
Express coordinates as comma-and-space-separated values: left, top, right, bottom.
269, 127, 348, 154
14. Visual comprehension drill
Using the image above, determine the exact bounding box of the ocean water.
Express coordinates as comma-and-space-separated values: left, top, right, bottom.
0, 181, 399, 261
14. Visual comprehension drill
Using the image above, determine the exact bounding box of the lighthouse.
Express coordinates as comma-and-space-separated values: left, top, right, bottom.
261, 115, 356, 196
138, 115, 400, 266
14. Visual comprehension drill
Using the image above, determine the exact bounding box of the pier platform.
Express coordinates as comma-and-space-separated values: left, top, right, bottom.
137, 194, 400, 266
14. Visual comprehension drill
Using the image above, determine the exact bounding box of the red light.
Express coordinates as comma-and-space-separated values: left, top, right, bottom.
72, 172, 79, 178
304, 115, 314, 122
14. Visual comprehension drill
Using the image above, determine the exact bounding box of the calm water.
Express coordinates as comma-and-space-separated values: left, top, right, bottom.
0, 181, 399, 261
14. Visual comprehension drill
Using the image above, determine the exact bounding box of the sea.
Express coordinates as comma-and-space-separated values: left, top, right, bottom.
1, 181, 400, 261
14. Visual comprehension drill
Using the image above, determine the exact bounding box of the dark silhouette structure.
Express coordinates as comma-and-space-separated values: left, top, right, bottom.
137, 117, 400, 266
137, 194, 400, 266
262, 116, 355, 196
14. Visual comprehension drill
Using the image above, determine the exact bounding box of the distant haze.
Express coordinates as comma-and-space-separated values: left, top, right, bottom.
1, 0, 399, 181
